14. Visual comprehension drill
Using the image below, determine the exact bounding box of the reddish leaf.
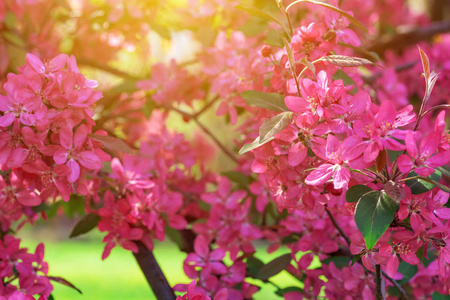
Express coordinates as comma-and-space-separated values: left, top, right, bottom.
48, 276, 82, 294
88, 134, 133, 154
418, 46, 430, 79
376, 149, 387, 174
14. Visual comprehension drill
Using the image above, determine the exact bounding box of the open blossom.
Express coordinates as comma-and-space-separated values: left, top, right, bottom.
285, 70, 347, 119
353, 100, 416, 162
397, 131, 450, 176
290, 22, 333, 61
305, 134, 366, 189
53, 123, 103, 183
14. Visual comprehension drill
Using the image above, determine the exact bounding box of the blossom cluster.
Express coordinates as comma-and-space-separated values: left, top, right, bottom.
0, 53, 108, 298
93, 112, 207, 258
0, 235, 52, 299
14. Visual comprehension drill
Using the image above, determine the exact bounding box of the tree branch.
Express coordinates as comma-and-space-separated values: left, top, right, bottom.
167, 106, 239, 164
368, 21, 450, 55
133, 242, 176, 300
376, 264, 383, 300
381, 270, 409, 300
324, 205, 351, 246
77, 57, 143, 80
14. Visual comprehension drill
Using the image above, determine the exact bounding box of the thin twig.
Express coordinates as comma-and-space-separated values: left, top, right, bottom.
167, 106, 239, 164
368, 21, 450, 55
363, 60, 419, 84
77, 57, 143, 80
421, 104, 450, 119
193, 95, 220, 118
324, 205, 351, 246
381, 270, 409, 300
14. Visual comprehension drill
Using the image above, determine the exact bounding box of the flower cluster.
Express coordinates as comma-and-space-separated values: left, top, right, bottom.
0, 53, 108, 231
94, 112, 208, 259
0, 235, 52, 299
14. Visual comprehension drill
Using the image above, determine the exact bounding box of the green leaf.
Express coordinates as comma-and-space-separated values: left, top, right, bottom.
275, 287, 304, 297
319, 55, 379, 67
32, 203, 51, 213
259, 112, 294, 143
164, 226, 184, 250
387, 150, 403, 162
238, 136, 274, 155
143, 98, 157, 118
437, 165, 450, 177
256, 253, 292, 280
346, 185, 374, 203
221, 171, 250, 187
351, 253, 363, 266
396, 262, 418, 285
241, 90, 288, 112
69, 213, 101, 238
110, 79, 139, 94
355, 191, 398, 249
286, 0, 368, 33
405, 170, 442, 194
62, 194, 85, 218
281, 234, 301, 244
321, 256, 350, 268
247, 257, 265, 277
332, 69, 358, 95
48, 294, 55, 300
88, 134, 133, 154
235, 5, 285, 29
265, 29, 284, 48
432, 292, 450, 300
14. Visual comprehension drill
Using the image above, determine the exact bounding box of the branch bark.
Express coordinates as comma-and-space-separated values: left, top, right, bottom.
368, 21, 450, 56
376, 264, 383, 300
133, 242, 176, 300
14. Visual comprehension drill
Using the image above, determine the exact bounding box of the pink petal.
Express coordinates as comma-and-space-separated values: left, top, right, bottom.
19, 113, 36, 126
26, 53, 45, 74
67, 159, 80, 183
288, 142, 307, 166
386, 254, 399, 278
194, 235, 209, 258
305, 163, 334, 186
333, 166, 350, 189
7, 148, 28, 168
0, 113, 15, 127
17, 190, 41, 206
74, 124, 88, 148
79, 151, 102, 169
397, 154, 413, 174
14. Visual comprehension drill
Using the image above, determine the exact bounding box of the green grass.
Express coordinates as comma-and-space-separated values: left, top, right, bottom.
19, 231, 309, 300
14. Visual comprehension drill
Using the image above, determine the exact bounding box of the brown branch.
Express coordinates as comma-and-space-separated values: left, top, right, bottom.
376, 264, 383, 300
324, 205, 351, 246
133, 242, 176, 300
363, 60, 419, 84
77, 57, 143, 80
167, 106, 239, 164
368, 21, 450, 55
381, 270, 409, 300
193, 95, 219, 118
